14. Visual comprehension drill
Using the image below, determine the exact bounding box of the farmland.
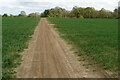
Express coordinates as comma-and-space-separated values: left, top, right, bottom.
48, 18, 118, 71
2, 17, 40, 78
2, 17, 118, 78
1, 0, 119, 78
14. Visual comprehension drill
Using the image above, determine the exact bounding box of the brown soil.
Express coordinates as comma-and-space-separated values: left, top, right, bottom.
16, 18, 113, 78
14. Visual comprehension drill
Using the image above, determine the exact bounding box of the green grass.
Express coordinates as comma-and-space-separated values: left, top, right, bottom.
0, 16, 2, 79
2, 17, 40, 78
48, 18, 118, 71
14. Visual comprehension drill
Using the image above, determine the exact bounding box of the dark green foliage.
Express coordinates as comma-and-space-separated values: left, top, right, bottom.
42, 10, 50, 17
2, 17, 40, 78
48, 18, 118, 70
41, 7, 70, 17
42, 6, 118, 19
2, 14, 8, 17
18, 14, 22, 17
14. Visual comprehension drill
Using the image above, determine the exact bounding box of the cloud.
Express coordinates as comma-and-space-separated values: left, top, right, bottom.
0, 0, 119, 15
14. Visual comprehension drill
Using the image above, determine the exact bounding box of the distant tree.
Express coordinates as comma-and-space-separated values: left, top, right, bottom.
97, 8, 111, 18
41, 6, 117, 18
2, 14, 8, 17
70, 6, 80, 18
41, 13, 45, 17
28, 12, 40, 17
35, 12, 40, 17
70, 7, 97, 18
18, 14, 22, 17
87, 7, 97, 18
18, 11, 27, 17
84, 7, 92, 18
10, 14, 13, 17
118, 7, 120, 18
112, 8, 118, 18
21, 11, 26, 16
43, 9, 50, 17
41, 7, 69, 17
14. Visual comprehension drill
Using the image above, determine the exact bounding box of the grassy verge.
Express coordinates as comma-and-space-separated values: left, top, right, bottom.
2, 17, 40, 79
48, 18, 118, 72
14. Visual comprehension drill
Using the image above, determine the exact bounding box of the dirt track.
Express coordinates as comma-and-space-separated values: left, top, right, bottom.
16, 18, 112, 78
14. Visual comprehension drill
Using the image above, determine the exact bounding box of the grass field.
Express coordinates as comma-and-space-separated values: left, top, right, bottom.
48, 18, 118, 71
0, 17, 2, 79
2, 17, 40, 78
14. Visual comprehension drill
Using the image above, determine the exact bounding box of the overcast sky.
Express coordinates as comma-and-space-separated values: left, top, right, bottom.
0, 0, 119, 15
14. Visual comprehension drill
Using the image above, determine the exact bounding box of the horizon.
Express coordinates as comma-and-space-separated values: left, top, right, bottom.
0, 0, 119, 15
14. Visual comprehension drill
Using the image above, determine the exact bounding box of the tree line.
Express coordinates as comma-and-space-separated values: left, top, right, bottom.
41, 6, 119, 18
1, 6, 119, 18
1, 11, 40, 17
